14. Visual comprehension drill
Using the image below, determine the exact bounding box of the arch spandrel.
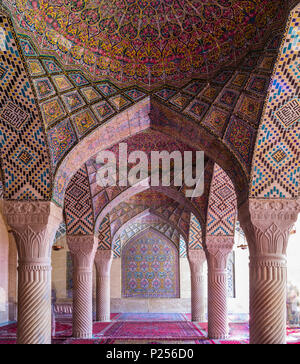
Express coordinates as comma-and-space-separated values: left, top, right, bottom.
250, 4, 300, 199
0, 13, 52, 200
206, 164, 237, 238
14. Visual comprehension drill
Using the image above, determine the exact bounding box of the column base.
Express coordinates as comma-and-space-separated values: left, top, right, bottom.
192, 316, 206, 323
209, 334, 229, 340
73, 331, 93, 339
96, 315, 111, 322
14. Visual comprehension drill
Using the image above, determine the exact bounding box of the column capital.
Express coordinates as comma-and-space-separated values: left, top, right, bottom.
67, 235, 98, 270
239, 198, 299, 258
95, 249, 113, 264
247, 198, 299, 226
95, 249, 113, 276
4, 200, 62, 227
188, 249, 206, 274
188, 249, 206, 264
205, 236, 234, 271
3, 201, 62, 264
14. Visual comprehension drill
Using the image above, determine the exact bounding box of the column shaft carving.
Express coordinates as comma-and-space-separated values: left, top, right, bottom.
188, 250, 206, 322
205, 236, 234, 340
4, 201, 62, 345
239, 199, 300, 345
67, 235, 97, 339
95, 250, 113, 322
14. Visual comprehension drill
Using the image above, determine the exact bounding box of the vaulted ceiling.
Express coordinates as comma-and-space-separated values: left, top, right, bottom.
6, 0, 288, 87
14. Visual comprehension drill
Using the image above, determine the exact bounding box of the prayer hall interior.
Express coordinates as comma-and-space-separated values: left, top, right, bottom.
0, 0, 299, 345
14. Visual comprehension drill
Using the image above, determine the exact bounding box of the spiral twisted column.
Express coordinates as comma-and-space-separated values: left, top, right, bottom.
205, 236, 234, 340
95, 250, 113, 322
67, 235, 97, 339
3, 201, 62, 345
188, 250, 206, 322
239, 199, 300, 345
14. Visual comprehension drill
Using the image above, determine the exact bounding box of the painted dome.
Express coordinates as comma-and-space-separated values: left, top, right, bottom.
8, 0, 286, 87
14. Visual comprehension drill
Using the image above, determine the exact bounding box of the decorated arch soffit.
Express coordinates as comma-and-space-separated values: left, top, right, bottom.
109, 196, 190, 242
116, 217, 183, 258
97, 188, 191, 245
250, 3, 300, 199
83, 132, 211, 227
62, 129, 216, 246
97, 211, 183, 259
63, 158, 194, 247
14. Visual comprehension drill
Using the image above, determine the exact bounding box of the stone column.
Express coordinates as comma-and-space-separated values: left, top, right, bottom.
188, 250, 206, 322
67, 235, 97, 339
4, 201, 62, 345
239, 199, 299, 345
94, 250, 113, 322
205, 236, 234, 340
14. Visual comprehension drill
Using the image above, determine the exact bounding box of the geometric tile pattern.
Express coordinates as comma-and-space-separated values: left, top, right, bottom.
64, 165, 94, 235
0, 101, 29, 129
251, 6, 300, 198
52, 75, 73, 92
7, 32, 142, 173
113, 237, 121, 259
62, 91, 85, 113
0, 15, 51, 200
206, 164, 237, 236
40, 97, 66, 127
179, 235, 187, 258
33, 78, 56, 100
224, 116, 257, 169
189, 214, 203, 250
275, 98, 300, 128
53, 222, 66, 245
108, 191, 190, 242
98, 215, 112, 251
27, 60, 45, 76
47, 118, 77, 168
84, 133, 196, 226
71, 110, 98, 138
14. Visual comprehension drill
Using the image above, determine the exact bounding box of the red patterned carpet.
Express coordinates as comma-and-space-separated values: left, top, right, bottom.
0, 314, 300, 345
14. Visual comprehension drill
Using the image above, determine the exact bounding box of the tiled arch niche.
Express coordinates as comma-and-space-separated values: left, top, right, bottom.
107, 228, 192, 313
122, 229, 180, 299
